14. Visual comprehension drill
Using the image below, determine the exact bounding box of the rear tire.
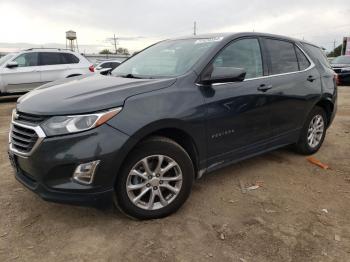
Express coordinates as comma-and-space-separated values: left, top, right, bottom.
115, 136, 194, 220
295, 106, 327, 155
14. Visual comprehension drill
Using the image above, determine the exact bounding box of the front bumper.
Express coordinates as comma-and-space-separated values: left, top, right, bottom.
8, 124, 131, 207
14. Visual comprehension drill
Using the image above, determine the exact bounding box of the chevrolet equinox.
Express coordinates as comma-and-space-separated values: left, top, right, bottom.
8, 33, 337, 219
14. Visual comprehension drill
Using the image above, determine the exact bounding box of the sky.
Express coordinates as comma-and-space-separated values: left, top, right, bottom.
0, 0, 349, 53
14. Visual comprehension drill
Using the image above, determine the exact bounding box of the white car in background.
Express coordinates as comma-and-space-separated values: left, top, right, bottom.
95, 60, 122, 75
0, 48, 94, 95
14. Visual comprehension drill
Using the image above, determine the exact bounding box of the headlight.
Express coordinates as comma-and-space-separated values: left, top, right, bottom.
41, 107, 122, 136
341, 67, 350, 72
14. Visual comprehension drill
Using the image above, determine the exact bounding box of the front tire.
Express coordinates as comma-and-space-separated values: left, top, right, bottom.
115, 136, 194, 219
295, 106, 327, 155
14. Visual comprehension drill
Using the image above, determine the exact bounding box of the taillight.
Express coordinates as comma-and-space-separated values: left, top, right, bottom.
89, 65, 94, 72
334, 74, 340, 86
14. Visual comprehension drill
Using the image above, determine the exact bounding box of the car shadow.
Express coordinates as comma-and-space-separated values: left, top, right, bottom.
0, 95, 21, 103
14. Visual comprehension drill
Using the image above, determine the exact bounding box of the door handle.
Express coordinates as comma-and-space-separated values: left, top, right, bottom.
307, 75, 316, 82
257, 84, 272, 92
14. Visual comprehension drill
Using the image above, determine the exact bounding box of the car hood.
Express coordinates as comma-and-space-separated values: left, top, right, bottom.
17, 74, 176, 115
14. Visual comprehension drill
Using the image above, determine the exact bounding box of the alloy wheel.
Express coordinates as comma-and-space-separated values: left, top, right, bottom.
126, 155, 183, 210
307, 114, 324, 148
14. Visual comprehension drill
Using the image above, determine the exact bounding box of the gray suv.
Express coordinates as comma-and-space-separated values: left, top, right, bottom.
8, 33, 337, 219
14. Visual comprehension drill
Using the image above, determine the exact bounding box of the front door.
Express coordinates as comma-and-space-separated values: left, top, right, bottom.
202, 38, 271, 170
2, 52, 41, 93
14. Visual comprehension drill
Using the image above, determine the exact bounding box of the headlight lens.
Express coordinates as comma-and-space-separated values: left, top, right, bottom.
41, 107, 122, 136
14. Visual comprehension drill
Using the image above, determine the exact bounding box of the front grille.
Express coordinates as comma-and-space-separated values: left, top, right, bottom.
16, 111, 47, 124
333, 68, 342, 73
11, 123, 39, 153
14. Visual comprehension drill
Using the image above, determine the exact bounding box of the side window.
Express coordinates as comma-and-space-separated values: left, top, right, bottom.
13, 53, 39, 67
61, 53, 79, 64
212, 38, 263, 79
302, 43, 331, 69
295, 47, 311, 70
101, 62, 111, 68
111, 62, 120, 69
264, 39, 299, 74
40, 52, 62, 66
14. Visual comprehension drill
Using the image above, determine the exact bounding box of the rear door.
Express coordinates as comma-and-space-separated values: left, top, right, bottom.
39, 52, 68, 83
261, 38, 321, 144
1, 52, 41, 93
203, 37, 272, 169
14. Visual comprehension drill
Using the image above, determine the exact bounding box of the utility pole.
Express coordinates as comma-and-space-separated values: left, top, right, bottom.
113, 34, 118, 54
333, 39, 337, 52
193, 21, 197, 36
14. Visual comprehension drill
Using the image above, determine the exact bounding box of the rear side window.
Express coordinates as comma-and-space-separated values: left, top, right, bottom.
61, 53, 79, 64
295, 47, 311, 70
264, 39, 299, 74
40, 52, 61, 65
213, 38, 263, 79
302, 43, 331, 69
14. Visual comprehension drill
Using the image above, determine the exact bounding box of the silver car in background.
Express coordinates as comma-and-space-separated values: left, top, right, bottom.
0, 48, 94, 95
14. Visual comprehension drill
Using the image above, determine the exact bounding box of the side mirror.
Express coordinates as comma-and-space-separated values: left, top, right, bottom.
201, 66, 246, 85
6, 61, 18, 69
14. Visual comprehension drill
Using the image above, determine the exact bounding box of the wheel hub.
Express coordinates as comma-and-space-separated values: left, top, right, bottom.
149, 177, 160, 187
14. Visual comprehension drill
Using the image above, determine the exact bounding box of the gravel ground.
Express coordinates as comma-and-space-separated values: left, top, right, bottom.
0, 87, 350, 262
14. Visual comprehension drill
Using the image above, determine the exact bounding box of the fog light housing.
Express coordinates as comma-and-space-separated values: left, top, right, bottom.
73, 160, 100, 185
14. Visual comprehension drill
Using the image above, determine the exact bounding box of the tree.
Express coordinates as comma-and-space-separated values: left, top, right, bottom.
99, 49, 112, 55
117, 47, 130, 55
328, 44, 342, 57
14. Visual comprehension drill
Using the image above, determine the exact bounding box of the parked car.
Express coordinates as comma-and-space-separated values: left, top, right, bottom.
8, 33, 337, 219
0, 48, 94, 95
95, 60, 121, 75
331, 55, 350, 85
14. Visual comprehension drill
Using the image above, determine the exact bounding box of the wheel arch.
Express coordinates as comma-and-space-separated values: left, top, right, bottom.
315, 98, 334, 127
114, 124, 202, 184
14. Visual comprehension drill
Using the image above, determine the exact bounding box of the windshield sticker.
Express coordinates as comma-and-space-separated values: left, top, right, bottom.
195, 37, 224, 44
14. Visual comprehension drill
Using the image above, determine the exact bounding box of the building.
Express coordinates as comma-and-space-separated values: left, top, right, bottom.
342, 37, 350, 55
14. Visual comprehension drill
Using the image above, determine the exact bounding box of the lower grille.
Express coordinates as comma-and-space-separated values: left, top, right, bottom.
11, 123, 39, 153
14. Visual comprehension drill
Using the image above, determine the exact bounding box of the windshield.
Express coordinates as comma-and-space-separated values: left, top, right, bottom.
0, 53, 16, 67
112, 38, 220, 78
331, 56, 350, 65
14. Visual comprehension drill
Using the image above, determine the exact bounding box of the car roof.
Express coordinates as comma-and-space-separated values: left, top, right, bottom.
22, 48, 78, 54
167, 32, 320, 49
99, 60, 121, 63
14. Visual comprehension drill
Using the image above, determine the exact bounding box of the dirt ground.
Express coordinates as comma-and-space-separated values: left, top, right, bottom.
0, 87, 349, 262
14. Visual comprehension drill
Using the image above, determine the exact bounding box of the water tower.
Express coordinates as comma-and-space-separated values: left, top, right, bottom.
66, 30, 79, 52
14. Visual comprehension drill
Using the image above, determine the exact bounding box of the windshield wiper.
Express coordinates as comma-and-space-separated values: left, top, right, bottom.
119, 73, 143, 79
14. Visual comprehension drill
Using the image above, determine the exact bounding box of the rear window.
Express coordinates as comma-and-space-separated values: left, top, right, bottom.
264, 39, 299, 74
302, 43, 331, 69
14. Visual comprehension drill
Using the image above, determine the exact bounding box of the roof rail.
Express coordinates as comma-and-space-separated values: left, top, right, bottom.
24, 48, 73, 51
